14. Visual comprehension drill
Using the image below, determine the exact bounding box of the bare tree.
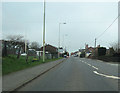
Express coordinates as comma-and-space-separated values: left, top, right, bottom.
7, 35, 24, 42
109, 41, 119, 53
30, 41, 41, 50
6, 35, 25, 59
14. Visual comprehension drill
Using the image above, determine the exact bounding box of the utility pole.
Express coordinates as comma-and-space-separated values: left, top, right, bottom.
25, 39, 27, 53
94, 38, 97, 57
118, 40, 119, 53
62, 35, 64, 49
43, 0, 46, 62
95, 38, 96, 48
25, 31, 27, 53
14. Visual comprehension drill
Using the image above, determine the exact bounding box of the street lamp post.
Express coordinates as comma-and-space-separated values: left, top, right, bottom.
43, 0, 46, 62
63, 34, 68, 49
58, 22, 66, 58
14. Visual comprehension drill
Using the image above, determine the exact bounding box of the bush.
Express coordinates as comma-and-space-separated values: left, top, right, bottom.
98, 47, 106, 56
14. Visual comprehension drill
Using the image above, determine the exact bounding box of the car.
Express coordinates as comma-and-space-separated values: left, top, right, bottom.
74, 54, 78, 57
67, 56, 69, 58
21, 53, 27, 56
64, 55, 67, 58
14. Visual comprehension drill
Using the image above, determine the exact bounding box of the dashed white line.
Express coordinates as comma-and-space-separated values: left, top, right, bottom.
80, 60, 98, 70
80, 59, 119, 80
93, 71, 120, 80
87, 63, 92, 66
92, 66, 98, 70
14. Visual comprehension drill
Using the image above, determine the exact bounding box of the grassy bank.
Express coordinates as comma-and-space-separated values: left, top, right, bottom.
2, 55, 63, 75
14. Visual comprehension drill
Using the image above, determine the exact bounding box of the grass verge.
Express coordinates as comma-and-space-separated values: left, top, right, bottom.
2, 55, 63, 75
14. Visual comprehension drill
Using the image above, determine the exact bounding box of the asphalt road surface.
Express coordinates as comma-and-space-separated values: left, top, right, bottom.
18, 57, 119, 91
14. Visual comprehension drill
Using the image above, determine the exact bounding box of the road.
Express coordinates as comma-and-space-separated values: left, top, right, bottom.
18, 57, 119, 91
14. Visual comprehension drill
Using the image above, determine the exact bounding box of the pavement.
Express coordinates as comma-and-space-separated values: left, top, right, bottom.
2, 58, 66, 91
17, 57, 119, 91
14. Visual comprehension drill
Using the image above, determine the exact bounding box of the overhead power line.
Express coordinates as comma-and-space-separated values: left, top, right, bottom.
96, 15, 120, 40
87, 15, 120, 47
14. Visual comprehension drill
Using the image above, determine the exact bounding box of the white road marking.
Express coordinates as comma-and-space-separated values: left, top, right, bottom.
93, 71, 120, 80
80, 60, 98, 70
92, 66, 98, 70
87, 63, 92, 66
80, 59, 119, 80
80, 60, 84, 63
107, 63, 118, 66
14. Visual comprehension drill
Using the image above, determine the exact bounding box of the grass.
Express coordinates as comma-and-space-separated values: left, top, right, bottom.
2, 55, 63, 75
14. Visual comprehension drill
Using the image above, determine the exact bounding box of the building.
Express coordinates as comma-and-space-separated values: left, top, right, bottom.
40, 44, 58, 58
85, 44, 101, 57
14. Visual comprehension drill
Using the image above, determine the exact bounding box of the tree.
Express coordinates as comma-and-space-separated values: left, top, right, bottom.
6, 35, 25, 59
98, 47, 106, 56
7, 35, 24, 42
110, 42, 119, 53
30, 41, 41, 50
2, 41, 8, 57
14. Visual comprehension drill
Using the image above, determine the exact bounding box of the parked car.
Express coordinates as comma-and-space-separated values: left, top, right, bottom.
21, 53, 27, 56
64, 55, 67, 58
67, 56, 69, 58
74, 54, 78, 57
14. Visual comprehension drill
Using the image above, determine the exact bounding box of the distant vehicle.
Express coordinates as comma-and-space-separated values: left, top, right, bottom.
74, 54, 78, 57
21, 53, 27, 56
64, 55, 67, 58
67, 56, 69, 58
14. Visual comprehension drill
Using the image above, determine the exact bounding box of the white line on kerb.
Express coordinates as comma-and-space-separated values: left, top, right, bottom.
93, 71, 120, 80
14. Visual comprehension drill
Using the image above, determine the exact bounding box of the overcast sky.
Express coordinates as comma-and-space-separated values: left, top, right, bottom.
2, 2, 118, 52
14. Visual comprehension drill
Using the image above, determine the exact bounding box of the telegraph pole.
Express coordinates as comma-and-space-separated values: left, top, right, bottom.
95, 38, 96, 48
43, 0, 46, 62
94, 38, 97, 57
25, 30, 27, 53
118, 40, 119, 53
25, 39, 27, 53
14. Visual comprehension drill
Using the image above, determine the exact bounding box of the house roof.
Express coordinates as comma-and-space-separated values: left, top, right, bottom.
40, 44, 58, 53
41, 44, 57, 49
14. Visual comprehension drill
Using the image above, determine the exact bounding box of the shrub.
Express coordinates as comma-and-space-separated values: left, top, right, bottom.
98, 47, 106, 56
